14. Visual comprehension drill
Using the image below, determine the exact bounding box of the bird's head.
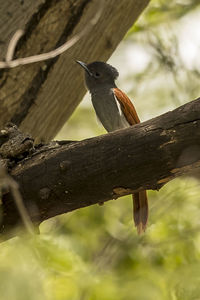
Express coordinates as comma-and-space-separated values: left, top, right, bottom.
76, 61, 119, 92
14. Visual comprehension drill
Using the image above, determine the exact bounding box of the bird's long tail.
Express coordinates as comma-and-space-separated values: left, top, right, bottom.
132, 191, 148, 234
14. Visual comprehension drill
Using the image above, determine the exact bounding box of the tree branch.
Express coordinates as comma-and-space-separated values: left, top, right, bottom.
1, 98, 200, 239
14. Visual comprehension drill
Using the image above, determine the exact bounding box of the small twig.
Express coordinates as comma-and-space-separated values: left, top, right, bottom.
0, 0, 104, 69
5, 29, 24, 62
0, 163, 34, 235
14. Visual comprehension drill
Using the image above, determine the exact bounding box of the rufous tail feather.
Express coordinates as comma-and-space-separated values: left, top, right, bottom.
132, 191, 148, 234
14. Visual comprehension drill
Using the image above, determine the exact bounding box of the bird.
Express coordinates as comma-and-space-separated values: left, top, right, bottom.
76, 60, 148, 234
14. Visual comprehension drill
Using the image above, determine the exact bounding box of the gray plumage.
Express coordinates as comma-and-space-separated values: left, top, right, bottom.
76, 61, 129, 132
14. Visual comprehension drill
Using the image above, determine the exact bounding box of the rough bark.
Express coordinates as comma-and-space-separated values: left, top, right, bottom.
0, 0, 150, 143
1, 98, 200, 238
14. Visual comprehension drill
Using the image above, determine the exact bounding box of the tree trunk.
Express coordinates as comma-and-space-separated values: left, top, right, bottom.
0, 0, 150, 143
1, 98, 200, 239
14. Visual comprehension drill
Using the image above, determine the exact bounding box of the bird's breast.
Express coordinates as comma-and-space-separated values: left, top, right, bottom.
91, 89, 129, 132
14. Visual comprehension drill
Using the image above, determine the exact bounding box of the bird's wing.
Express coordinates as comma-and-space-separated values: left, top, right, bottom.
113, 88, 140, 125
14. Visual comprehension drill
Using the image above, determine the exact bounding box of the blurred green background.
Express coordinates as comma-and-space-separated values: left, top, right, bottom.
1, 1, 200, 299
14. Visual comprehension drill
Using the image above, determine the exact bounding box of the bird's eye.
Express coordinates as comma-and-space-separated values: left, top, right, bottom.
95, 72, 100, 78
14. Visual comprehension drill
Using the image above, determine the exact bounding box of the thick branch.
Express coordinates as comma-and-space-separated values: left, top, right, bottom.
1, 98, 200, 237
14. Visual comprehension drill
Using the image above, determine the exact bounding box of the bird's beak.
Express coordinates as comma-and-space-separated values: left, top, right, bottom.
76, 60, 92, 76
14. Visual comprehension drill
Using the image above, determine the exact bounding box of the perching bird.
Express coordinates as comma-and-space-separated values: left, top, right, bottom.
76, 60, 148, 234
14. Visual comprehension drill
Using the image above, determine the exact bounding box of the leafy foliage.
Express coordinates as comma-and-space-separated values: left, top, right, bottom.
1, 178, 200, 299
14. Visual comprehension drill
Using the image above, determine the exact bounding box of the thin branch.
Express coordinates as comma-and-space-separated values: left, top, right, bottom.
5, 29, 24, 62
0, 0, 104, 69
0, 163, 34, 235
